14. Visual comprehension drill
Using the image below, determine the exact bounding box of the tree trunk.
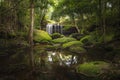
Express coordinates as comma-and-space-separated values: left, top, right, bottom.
102, 0, 106, 43
98, 0, 103, 29
28, 0, 35, 71
74, 19, 80, 33
80, 13, 84, 34
29, 0, 34, 46
39, 9, 45, 30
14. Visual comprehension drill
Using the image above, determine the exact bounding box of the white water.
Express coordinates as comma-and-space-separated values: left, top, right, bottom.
46, 24, 63, 34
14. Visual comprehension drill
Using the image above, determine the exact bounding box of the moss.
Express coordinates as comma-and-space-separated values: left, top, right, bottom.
33, 30, 52, 43
76, 61, 110, 76
52, 37, 76, 43
50, 33, 64, 39
62, 41, 83, 48
45, 44, 62, 50
80, 35, 91, 41
69, 46, 86, 53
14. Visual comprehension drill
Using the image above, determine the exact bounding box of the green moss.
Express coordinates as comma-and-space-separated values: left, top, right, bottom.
45, 44, 62, 50
63, 25, 72, 30
80, 35, 91, 41
50, 33, 64, 39
76, 61, 110, 76
69, 46, 86, 53
70, 33, 84, 40
52, 37, 76, 43
33, 30, 52, 43
62, 41, 83, 48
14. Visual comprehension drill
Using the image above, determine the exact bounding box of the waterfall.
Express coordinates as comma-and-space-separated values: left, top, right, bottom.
54, 25, 57, 33
46, 24, 53, 34
46, 24, 63, 34
60, 26, 63, 34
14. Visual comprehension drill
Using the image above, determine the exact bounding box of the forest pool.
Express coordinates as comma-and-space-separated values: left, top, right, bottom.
0, 45, 120, 80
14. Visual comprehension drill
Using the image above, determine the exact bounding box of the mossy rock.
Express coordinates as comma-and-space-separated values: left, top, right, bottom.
62, 41, 83, 48
69, 46, 86, 53
50, 33, 64, 39
45, 44, 61, 50
33, 30, 52, 43
52, 37, 76, 43
70, 33, 84, 40
76, 61, 110, 76
62, 41, 86, 53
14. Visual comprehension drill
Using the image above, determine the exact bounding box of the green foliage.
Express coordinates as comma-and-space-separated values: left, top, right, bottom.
76, 61, 110, 76
52, 0, 120, 45
33, 29, 52, 43
34, 0, 54, 29
80, 31, 103, 45
99, 32, 115, 43
63, 25, 72, 30
62, 41, 83, 49
52, 37, 76, 43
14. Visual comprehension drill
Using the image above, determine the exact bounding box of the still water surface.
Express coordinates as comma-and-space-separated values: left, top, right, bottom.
0, 45, 117, 80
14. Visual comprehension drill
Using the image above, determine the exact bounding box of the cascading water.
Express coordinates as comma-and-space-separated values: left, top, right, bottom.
46, 24, 53, 34
46, 24, 63, 34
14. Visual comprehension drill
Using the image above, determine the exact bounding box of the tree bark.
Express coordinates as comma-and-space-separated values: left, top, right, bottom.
98, 0, 102, 29
28, 0, 34, 71
29, 0, 34, 46
103, 0, 106, 43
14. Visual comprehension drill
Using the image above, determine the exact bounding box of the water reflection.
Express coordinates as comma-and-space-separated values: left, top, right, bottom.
29, 46, 35, 71
1, 45, 117, 80
31, 48, 81, 80
46, 51, 77, 66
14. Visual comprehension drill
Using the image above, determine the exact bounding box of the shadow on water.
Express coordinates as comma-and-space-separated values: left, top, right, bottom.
0, 45, 120, 80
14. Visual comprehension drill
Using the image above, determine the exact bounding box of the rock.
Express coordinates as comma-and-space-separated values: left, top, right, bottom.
52, 37, 76, 44
33, 29, 52, 43
76, 61, 111, 76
